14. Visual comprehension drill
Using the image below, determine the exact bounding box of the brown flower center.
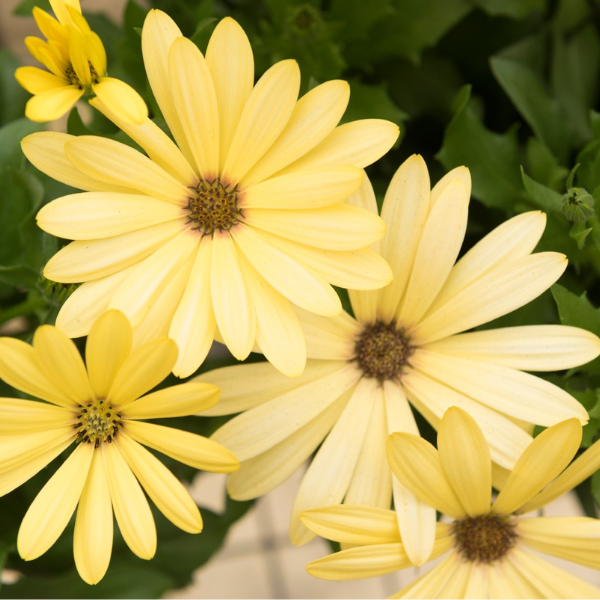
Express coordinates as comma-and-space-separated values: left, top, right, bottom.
75, 399, 122, 448
453, 514, 517, 563
353, 320, 413, 383
187, 178, 242, 236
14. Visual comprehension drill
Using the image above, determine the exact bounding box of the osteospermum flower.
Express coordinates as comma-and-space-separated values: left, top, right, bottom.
15, 0, 147, 123
22, 10, 397, 378
200, 156, 599, 561
303, 408, 600, 599
0, 310, 238, 585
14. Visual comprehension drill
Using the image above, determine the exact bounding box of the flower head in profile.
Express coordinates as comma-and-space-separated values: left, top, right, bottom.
0, 310, 238, 585
201, 156, 599, 560
15, 0, 147, 123
303, 407, 600, 599
23, 10, 397, 378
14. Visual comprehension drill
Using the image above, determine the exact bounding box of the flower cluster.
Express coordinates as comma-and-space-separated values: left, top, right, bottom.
2, 0, 600, 595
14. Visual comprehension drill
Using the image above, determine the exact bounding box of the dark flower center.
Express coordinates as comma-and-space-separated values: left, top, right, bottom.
187, 178, 242, 236
75, 399, 122, 448
453, 514, 517, 563
354, 320, 413, 383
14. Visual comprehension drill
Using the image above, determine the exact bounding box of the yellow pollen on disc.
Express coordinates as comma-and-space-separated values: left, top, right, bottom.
75, 398, 122, 448
353, 320, 414, 383
453, 514, 517, 563
187, 178, 242, 237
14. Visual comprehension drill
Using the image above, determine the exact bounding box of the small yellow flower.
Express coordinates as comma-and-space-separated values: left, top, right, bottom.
200, 156, 599, 558
22, 10, 398, 378
0, 310, 238, 585
303, 407, 600, 599
15, 0, 147, 123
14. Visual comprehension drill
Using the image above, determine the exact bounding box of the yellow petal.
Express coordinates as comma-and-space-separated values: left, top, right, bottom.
101, 441, 156, 559
232, 224, 342, 316
277, 119, 399, 176
243, 204, 386, 251
22, 132, 133, 194
107, 338, 177, 407
67, 29, 91, 86
18, 442, 93, 560
32, 7, 67, 44
227, 393, 347, 500
243, 80, 350, 187
122, 382, 219, 420
194, 359, 344, 416
65, 136, 190, 204
424, 325, 600, 372
73, 450, 113, 585
238, 254, 306, 377
211, 364, 359, 461
92, 77, 148, 125
205, 17, 254, 171
124, 420, 239, 473
430, 166, 472, 207
386, 432, 466, 518
49, 0, 82, 27
487, 559, 542, 599
85, 310, 132, 399
397, 179, 469, 328
33, 325, 94, 404
15, 66, 65, 94
210, 231, 256, 360
289, 378, 377, 545
223, 60, 300, 186
25, 36, 65, 77
25, 85, 83, 122
438, 406, 491, 516
44, 219, 184, 283
375, 155, 430, 322
169, 237, 216, 377
492, 418, 582, 515
37, 191, 184, 240
85, 31, 106, 75
301, 505, 400, 545
396, 551, 461, 599
168, 37, 219, 179
0, 337, 76, 408
0, 398, 71, 435
116, 434, 202, 533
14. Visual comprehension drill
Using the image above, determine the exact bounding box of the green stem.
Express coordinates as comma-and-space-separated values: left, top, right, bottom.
0, 292, 47, 326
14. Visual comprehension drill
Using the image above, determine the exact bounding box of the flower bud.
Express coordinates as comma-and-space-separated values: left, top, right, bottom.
562, 187, 595, 222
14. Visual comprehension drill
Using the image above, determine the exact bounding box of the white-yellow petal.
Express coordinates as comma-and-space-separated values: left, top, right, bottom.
92, 77, 148, 125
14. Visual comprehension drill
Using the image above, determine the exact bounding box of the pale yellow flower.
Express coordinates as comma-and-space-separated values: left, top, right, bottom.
15, 0, 147, 123
303, 407, 600, 599
199, 156, 599, 561
0, 310, 238, 585
22, 10, 397, 378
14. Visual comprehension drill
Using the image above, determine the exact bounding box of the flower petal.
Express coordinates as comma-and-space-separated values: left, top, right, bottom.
492, 418, 582, 515
396, 552, 461, 599
73, 450, 113, 585
232, 224, 341, 316
168, 37, 219, 179
424, 325, 600, 372
101, 441, 156, 559
124, 420, 239, 473
33, 325, 94, 404
430, 166, 472, 207
43, 219, 184, 283
37, 192, 184, 240
0, 337, 76, 408
92, 77, 147, 125
243, 80, 350, 186
15, 66, 65, 94
65, 137, 190, 204
107, 338, 177, 407
117, 434, 202, 533
210, 231, 256, 360
438, 407, 491, 516
211, 364, 359, 461
25, 85, 83, 122
18, 442, 93, 560
85, 310, 132, 399
205, 17, 254, 171
223, 60, 300, 186
0, 398, 72, 435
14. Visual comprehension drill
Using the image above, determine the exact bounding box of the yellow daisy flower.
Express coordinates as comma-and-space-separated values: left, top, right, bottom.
21, 10, 397, 378
303, 407, 600, 599
199, 156, 599, 560
15, 0, 147, 123
0, 310, 238, 585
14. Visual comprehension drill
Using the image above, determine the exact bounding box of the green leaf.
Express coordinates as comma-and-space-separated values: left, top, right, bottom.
575, 139, 600, 196
490, 56, 572, 161
592, 469, 600, 507
12, 0, 51, 15
520, 167, 563, 213
468, 0, 546, 19
525, 137, 567, 188
120, 0, 149, 90
66, 107, 92, 136
0, 51, 29, 126
329, 0, 393, 42
591, 110, 600, 139
437, 85, 523, 210
569, 222, 592, 249
0, 118, 45, 172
